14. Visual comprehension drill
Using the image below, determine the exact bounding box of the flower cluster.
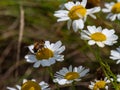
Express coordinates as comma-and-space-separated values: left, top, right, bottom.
7, 0, 120, 90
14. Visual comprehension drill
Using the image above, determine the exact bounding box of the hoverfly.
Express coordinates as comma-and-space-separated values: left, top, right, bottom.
33, 40, 45, 53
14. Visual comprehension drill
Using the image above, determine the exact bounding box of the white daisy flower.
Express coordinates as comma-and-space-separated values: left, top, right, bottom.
81, 26, 118, 47
102, 0, 120, 21
25, 40, 65, 68
89, 77, 111, 90
54, 0, 101, 32
117, 74, 120, 82
110, 46, 120, 64
7, 79, 50, 90
53, 65, 89, 85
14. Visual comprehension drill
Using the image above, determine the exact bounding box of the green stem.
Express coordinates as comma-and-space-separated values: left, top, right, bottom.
84, 41, 118, 89
47, 67, 60, 90
71, 82, 76, 90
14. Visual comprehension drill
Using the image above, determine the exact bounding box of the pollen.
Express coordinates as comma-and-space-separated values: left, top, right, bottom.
111, 2, 120, 14
68, 5, 86, 20
93, 81, 106, 90
64, 72, 80, 80
21, 81, 41, 90
90, 32, 106, 41
36, 48, 54, 60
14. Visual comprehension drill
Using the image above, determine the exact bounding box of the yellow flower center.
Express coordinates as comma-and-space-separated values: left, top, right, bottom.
36, 48, 54, 60
117, 84, 120, 89
68, 5, 87, 20
21, 81, 41, 90
64, 72, 80, 80
111, 2, 120, 13
93, 81, 106, 90
90, 32, 106, 41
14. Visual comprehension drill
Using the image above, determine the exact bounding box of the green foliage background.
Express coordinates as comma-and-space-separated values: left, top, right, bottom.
0, 0, 120, 90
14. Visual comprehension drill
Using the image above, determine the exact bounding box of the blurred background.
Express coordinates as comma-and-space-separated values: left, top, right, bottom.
0, 0, 120, 90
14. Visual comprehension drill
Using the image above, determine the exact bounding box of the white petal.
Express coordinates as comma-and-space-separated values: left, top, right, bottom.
40, 60, 51, 66
73, 67, 78, 72
102, 29, 114, 36
88, 40, 95, 45
75, 1, 80, 5
64, 2, 75, 10
105, 86, 108, 90
55, 41, 62, 48
58, 79, 67, 85
82, 30, 91, 35
55, 55, 64, 61
87, 26, 96, 34
72, 20, 79, 32
96, 42, 105, 47
81, 0, 87, 7
116, 60, 120, 64
25, 55, 37, 63
49, 58, 56, 65
89, 14, 96, 19
69, 65, 72, 72
89, 85, 94, 89
16, 85, 21, 89
80, 69, 89, 77
54, 10, 69, 14
23, 79, 27, 83
104, 40, 113, 45
96, 26, 102, 32
117, 14, 120, 20
102, 8, 111, 13
57, 17, 70, 22
107, 14, 117, 21
117, 77, 120, 82
78, 19, 84, 29
6, 87, 16, 90
81, 34, 90, 40
105, 2, 114, 9
67, 19, 72, 30
33, 61, 41, 68
57, 46, 65, 54
110, 50, 120, 58
54, 13, 68, 17
117, 0, 120, 2
87, 7, 101, 14
28, 45, 34, 53
31, 79, 36, 82
59, 68, 68, 75
45, 41, 50, 46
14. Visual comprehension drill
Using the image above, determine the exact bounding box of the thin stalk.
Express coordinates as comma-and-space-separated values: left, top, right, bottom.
16, 3, 24, 77
71, 82, 76, 90
47, 66, 60, 90
84, 41, 118, 89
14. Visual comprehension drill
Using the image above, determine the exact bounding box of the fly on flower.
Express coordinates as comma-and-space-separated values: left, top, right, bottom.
25, 40, 65, 68
33, 40, 45, 53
